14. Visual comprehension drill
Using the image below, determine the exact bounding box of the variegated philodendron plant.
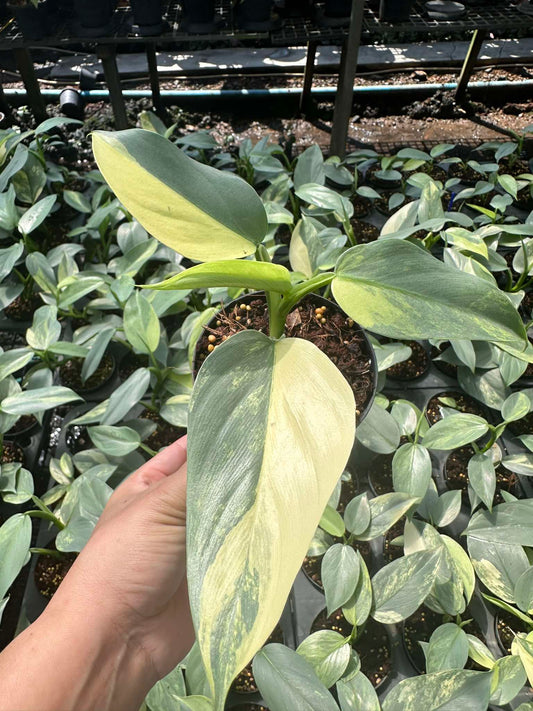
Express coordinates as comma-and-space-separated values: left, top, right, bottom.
92, 128, 529, 710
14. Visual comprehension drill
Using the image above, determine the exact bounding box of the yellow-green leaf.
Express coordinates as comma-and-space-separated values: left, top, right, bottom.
187, 330, 355, 709
92, 129, 267, 262
143, 260, 292, 294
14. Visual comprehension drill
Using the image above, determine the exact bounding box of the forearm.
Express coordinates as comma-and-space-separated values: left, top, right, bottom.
0, 595, 157, 711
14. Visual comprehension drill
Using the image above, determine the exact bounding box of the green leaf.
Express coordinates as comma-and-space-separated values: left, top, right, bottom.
337, 671, 380, 711
498, 174, 518, 199
465, 500, 533, 547
34, 116, 83, 134
18, 195, 57, 235
502, 391, 531, 422
56, 477, 112, 552
320, 505, 346, 537
512, 634, 533, 687
0, 514, 31, 600
253, 644, 340, 711
0, 242, 23, 283
426, 623, 469, 673
0, 348, 33, 381
382, 669, 492, 711
88, 425, 141, 456
0, 463, 34, 504
81, 327, 115, 384
356, 492, 417, 542
160, 394, 190, 428
490, 654, 527, 706
123, 291, 160, 354
355, 402, 400, 454
1, 386, 82, 415
466, 634, 495, 670
187, 329, 355, 708
332, 241, 526, 345
100, 368, 151, 426
458, 367, 510, 410
468, 452, 496, 511
110, 239, 159, 278
296, 183, 353, 220
294, 145, 325, 190
342, 551, 372, 627
59, 276, 104, 309
145, 664, 187, 711
26, 252, 57, 295
63, 189, 92, 213
422, 413, 489, 450
392, 442, 431, 501
468, 537, 529, 603
26, 304, 61, 351
322, 544, 360, 615
92, 130, 267, 262
515, 567, 533, 614
144, 260, 292, 294
344, 493, 371, 536
297, 630, 351, 688
372, 549, 442, 623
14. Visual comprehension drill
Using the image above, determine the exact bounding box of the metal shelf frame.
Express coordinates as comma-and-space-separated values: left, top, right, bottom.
1, 0, 531, 155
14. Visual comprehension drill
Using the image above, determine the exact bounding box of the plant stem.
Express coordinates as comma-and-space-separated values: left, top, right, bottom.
278, 272, 335, 323
29, 547, 66, 561
140, 443, 158, 457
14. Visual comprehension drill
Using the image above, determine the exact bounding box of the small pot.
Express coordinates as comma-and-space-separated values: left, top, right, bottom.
180, 0, 217, 33
7, 0, 48, 41
73, 0, 114, 32
59, 88, 84, 121
235, 0, 279, 30
130, 0, 164, 35
495, 609, 532, 656
193, 292, 378, 426
379, 0, 413, 22
385, 340, 430, 382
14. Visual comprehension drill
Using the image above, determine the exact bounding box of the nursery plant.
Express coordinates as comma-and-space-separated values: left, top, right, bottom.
92, 127, 531, 710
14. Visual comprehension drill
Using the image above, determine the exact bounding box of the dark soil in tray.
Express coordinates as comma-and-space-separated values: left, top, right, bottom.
303, 538, 372, 590
448, 162, 487, 186
311, 609, 391, 688
351, 194, 372, 219
430, 343, 457, 379
351, 219, 379, 244
59, 354, 115, 392
374, 193, 412, 217
34, 549, 77, 599
425, 391, 488, 426
5, 414, 38, 437
383, 518, 404, 563
404, 606, 487, 673
119, 353, 150, 381
386, 340, 429, 381
444, 445, 522, 504
508, 411, 533, 436
194, 294, 375, 424
495, 609, 533, 655
520, 290, 533, 319
3, 294, 41, 322
140, 410, 186, 451
0, 330, 27, 350
337, 473, 359, 515
368, 454, 393, 496
1, 440, 25, 464
231, 624, 283, 694
404, 164, 447, 183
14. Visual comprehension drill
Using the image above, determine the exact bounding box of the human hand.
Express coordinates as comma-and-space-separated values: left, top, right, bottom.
50, 434, 195, 680
0, 436, 195, 711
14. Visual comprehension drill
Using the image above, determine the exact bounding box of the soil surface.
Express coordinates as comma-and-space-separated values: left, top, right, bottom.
59, 354, 115, 392
444, 444, 522, 503
194, 294, 376, 422
386, 340, 430, 381
496, 609, 532, 655
425, 391, 488, 426
34, 550, 77, 599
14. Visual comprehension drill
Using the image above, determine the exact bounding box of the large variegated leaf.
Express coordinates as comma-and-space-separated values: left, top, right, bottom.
382, 669, 492, 711
92, 130, 267, 262
332, 241, 526, 344
187, 330, 355, 709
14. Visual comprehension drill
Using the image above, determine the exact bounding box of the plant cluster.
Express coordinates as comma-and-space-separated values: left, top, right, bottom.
0, 112, 532, 711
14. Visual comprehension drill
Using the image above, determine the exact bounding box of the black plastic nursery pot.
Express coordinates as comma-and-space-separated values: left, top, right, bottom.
378, 0, 413, 22
235, 0, 279, 31
73, 0, 114, 33
180, 0, 217, 33
130, 0, 164, 35
59, 88, 84, 121
193, 292, 378, 426
7, 1, 48, 40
